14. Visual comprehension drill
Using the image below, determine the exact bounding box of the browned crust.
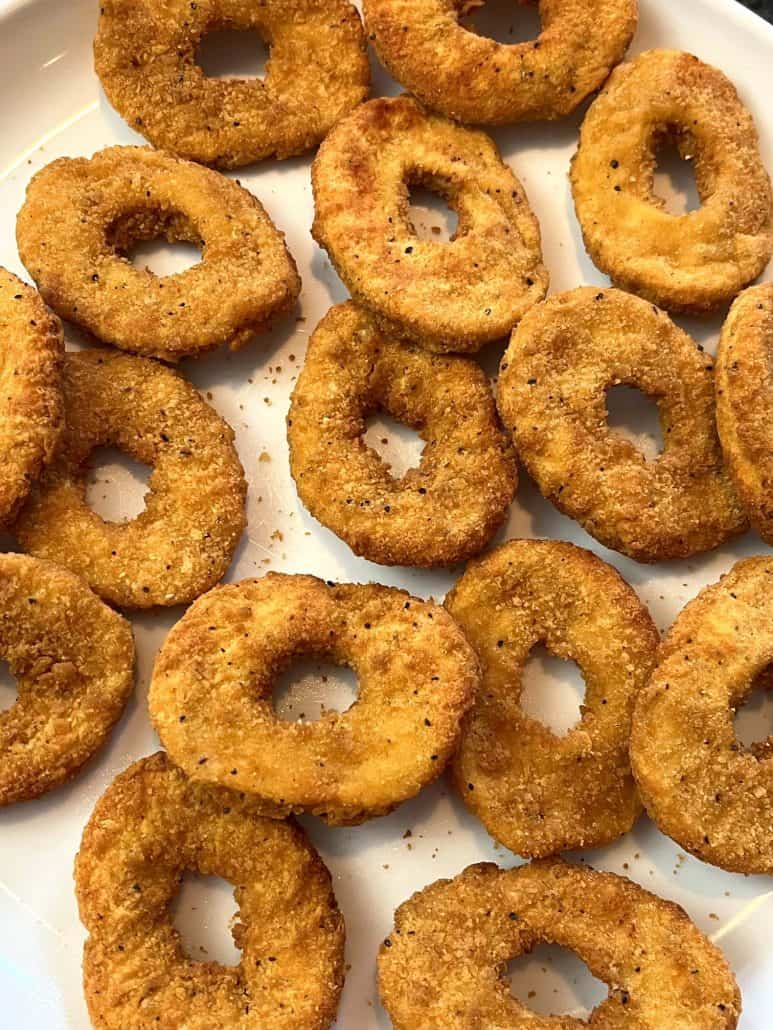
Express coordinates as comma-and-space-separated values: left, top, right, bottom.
287, 302, 517, 566
75, 753, 345, 1029
364, 0, 637, 124
149, 572, 480, 824
571, 49, 773, 313
0, 269, 64, 524
497, 287, 748, 562
379, 859, 741, 1029
445, 539, 658, 857
94, 0, 370, 168
715, 284, 773, 544
13, 350, 247, 609
311, 95, 548, 353
0, 553, 135, 806
631, 556, 773, 875
16, 146, 300, 360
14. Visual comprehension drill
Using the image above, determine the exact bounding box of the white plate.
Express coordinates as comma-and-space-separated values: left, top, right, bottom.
1, 0, 772, 1026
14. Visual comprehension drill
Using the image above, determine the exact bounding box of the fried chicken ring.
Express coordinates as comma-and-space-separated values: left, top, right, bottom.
716, 284, 773, 545
94, 0, 370, 169
497, 288, 747, 562
364, 0, 637, 125
631, 556, 773, 875
287, 303, 517, 566
16, 146, 300, 361
75, 753, 345, 1029
379, 859, 741, 1029
311, 95, 548, 353
0, 553, 134, 806
0, 269, 63, 524
445, 540, 658, 858
571, 49, 773, 313
149, 573, 479, 825
13, 350, 246, 609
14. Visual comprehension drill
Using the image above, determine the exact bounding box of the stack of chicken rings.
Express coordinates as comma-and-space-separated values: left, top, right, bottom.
3, 0, 772, 1026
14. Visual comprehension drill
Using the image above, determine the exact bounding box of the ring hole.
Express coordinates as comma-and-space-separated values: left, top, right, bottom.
460, 0, 542, 44
0, 659, 17, 714
364, 412, 425, 479
109, 211, 203, 277
196, 27, 268, 80
520, 644, 585, 737
605, 385, 664, 462
125, 238, 202, 277
407, 184, 459, 243
506, 942, 608, 1020
652, 136, 701, 215
273, 660, 359, 723
734, 665, 773, 754
85, 446, 151, 523
171, 872, 240, 967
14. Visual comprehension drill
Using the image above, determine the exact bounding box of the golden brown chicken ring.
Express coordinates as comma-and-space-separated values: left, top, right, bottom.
311, 95, 548, 353
149, 572, 479, 825
445, 539, 658, 858
364, 0, 637, 124
378, 859, 741, 1030
716, 284, 773, 544
631, 556, 773, 875
571, 49, 773, 313
0, 553, 134, 806
287, 303, 517, 566
75, 753, 345, 1029
13, 350, 246, 609
497, 287, 747, 562
16, 146, 300, 361
0, 268, 64, 524
94, 0, 370, 169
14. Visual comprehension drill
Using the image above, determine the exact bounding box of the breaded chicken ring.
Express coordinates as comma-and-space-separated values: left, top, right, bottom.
497, 288, 747, 562
0, 269, 64, 524
149, 573, 479, 825
379, 859, 741, 1029
0, 553, 134, 806
311, 95, 548, 353
14, 350, 246, 609
445, 540, 658, 858
716, 284, 773, 545
364, 0, 637, 125
75, 753, 345, 1029
16, 146, 300, 361
287, 303, 517, 566
632, 556, 773, 875
571, 50, 773, 313
94, 0, 370, 169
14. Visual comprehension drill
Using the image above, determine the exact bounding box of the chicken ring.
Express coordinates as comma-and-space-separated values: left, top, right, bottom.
13, 350, 246, 609
445, 539, 658, 858
379, 859, 741, 1029
716, 284, 773, 545
16, 146, 300, 361
149, 573, 479, 825
0, 553, 134, 806
497, 288, 747, 562
631, 556, 773, 875
0, 268, 64, 524
287, 303, 517, 566
94, 0, 370, 169
311, 95, 548, 353
571, 49, 773, 313
363, 0, 637, 125
75, 752, 345, 1029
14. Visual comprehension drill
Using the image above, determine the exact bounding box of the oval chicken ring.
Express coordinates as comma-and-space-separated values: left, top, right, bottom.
149, 572, 480, 825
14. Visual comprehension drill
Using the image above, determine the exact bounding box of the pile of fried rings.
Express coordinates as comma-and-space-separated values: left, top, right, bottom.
1, 1, 771, 1027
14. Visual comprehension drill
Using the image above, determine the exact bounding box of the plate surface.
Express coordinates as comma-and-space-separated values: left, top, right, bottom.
0, 1, 772, 1026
